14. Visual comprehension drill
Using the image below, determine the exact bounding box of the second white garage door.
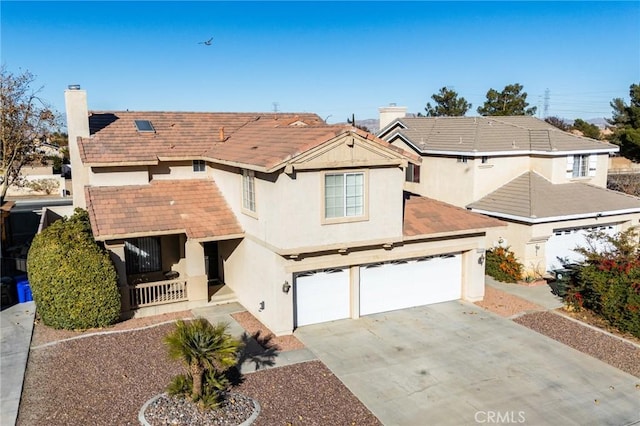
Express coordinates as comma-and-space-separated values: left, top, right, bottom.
545, 224, 618, 271
360, 253, 462, 316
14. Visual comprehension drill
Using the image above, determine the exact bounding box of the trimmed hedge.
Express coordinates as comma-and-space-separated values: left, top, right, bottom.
485, 246, 523, 283
27, 208, 120, 330
566, 229, 640, 338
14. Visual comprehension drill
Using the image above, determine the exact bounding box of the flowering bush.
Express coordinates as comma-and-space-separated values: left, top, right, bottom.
567, 229, 640, 338
485, 246, 523, 283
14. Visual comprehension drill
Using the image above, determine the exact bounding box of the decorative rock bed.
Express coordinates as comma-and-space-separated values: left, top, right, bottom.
139, 392, 260, 426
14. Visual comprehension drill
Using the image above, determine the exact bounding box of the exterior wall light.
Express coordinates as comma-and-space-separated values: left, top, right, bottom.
282, 281, 291, 294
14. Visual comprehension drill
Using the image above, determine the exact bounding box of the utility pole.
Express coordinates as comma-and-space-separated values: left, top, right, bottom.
272, 102, 279, 113
543, 88, 550, 118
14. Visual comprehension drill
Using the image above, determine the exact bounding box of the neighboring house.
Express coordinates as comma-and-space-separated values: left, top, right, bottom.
377, 109, 640, 274
64, 87, 503, 335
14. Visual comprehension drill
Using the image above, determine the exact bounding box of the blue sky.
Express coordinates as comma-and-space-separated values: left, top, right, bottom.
2, 1, 639, 124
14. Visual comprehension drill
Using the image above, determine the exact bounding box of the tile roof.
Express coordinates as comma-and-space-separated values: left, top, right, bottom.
80, 111, 416, 169
85, 179, 243, 240
380, 116, 618, 155
468, 172, 640, 222
403, 193, 504, 238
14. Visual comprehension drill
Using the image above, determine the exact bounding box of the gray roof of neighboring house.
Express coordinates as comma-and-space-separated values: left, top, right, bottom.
467, 172, 640, 223
379, 116, 618, 156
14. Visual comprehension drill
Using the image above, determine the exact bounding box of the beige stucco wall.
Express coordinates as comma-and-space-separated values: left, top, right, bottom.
222, 231, 489, 335
484, 213, 640, 275
540, 153, 609, 186
89, 166, 149, 186
472, 156, 531, 203
65, 89, 90, 208
150, 161, 209, 181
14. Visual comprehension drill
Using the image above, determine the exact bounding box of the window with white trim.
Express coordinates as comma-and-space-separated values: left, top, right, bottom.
193, 160, 205, 172
457, 156, 469, 163
325, 172, 364, 219
405, 163, 420, 183
572, 154, 589, 177
242, 170, 256, 212
124, 237, 161, 275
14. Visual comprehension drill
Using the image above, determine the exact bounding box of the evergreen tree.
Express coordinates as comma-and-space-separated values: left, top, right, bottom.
607, 83, 640, 161
477, 83, 537, 116
419, 87, 471, 117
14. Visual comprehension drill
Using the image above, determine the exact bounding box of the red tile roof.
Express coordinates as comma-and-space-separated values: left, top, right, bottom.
80, 111, 419, 169
403, 193, 504, 238
85, 179, 243, 240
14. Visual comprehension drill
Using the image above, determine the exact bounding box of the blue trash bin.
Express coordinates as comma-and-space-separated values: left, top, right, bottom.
16, 278, 33, 303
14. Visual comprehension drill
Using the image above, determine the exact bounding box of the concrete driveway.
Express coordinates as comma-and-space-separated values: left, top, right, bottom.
295, 301, 640, 426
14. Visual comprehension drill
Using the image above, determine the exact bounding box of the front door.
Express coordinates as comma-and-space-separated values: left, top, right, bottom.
203, 242, 221, 284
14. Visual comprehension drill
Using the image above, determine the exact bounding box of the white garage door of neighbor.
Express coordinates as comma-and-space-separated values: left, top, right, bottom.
295, 268, 350, 327
360, 254, 462, 316
546, 224, 618, 271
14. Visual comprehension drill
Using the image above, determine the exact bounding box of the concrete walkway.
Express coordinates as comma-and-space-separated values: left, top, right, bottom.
1, 302, 35, 426
192, 303, 316, 373
295, 301, 640, 426
485, 275, 564, 310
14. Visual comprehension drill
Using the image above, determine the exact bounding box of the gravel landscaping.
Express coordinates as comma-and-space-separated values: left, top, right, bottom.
17, 285, 639, 424
514, 311, 640, 378
18, 319, 380, 425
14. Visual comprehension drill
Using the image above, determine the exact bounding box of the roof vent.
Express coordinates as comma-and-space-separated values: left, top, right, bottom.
219, 127, 225, 141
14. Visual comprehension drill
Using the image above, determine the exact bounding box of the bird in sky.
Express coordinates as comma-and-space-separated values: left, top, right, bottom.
198, 37, 213, 46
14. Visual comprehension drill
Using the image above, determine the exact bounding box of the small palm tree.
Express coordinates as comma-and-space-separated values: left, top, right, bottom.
164, 319, 242, 404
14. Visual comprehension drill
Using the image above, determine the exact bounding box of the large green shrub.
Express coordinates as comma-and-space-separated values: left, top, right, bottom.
485, 246, 523, 283
27, 208, 120, 330
567, 229, 640, 338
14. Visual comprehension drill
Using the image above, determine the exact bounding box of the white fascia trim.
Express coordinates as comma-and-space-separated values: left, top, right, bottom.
418, 148, 618, 157
386, 133, 424, 154
469, 208, 640, 224
377, 120, 407, 138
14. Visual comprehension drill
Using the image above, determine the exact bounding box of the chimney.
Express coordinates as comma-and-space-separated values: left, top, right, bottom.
64, 85, 90, 208
378, 103, 407, 131
219, 127, 225, 141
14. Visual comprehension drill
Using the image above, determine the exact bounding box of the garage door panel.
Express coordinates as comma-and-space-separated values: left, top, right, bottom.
546, 225, 618, 271
295, 269, 350, 327
360, 254, 462, 316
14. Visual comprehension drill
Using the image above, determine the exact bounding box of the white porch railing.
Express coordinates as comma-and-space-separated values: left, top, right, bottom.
128, 279, 188, 308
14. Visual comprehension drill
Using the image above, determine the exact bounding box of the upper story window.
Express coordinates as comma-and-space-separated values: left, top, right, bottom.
193, 160, 205, 172
457, 156, 469, 163
242, 170, 256, 213
405, 163, 420, 183
481, 156, 489, 164
324, 171, 365, 219
568, 154, 597, 178
124, 237, 161, 275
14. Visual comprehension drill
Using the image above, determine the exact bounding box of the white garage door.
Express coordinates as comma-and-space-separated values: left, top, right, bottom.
295, 268, 350, 327
360, 253, 462, 316
546, 224, 618, 271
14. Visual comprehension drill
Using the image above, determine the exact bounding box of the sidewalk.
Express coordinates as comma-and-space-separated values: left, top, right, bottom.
1, 301, 36, 426
485, 275, 564, 310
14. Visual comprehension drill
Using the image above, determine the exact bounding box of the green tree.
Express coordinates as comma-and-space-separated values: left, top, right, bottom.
607, 83, 640, 161
164, 319, 242, 408
418, 87, 471, 117
572, 118, 601, 140
477, 83, 537, 116
26, 209, 120, 330
545, 116, 570, 131
1, 67, 60, 203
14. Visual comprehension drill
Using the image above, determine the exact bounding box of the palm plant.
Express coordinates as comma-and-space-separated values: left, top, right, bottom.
164, 318, 242, 406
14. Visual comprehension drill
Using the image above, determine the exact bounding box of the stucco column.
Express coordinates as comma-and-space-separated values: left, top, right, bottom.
185, 239, 208, 303
462, 248, 485, 302
350, 265, 360, 319
104, 240, 130, 311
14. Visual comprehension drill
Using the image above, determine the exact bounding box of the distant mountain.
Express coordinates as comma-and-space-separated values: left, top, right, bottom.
585, 118, 608, 129
337, 118, 380, 134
